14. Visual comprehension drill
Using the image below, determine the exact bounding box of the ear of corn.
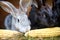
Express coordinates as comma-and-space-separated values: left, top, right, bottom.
25, 27, 60, 38
0, 29, 22, 40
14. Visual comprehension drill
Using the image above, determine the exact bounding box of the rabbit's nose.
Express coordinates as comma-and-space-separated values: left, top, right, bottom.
26, 26, 31, 31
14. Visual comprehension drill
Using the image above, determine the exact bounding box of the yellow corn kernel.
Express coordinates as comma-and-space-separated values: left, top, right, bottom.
0, 29, 22, 40
25, 27, 60, 38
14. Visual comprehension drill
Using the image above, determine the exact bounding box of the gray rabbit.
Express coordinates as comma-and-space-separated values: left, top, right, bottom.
0, 0, 38, 33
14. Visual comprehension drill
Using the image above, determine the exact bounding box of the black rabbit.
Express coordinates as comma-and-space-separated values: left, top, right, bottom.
29, 0, 60, 29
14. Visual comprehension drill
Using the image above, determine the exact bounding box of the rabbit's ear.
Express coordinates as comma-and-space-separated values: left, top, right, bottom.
32, 0, 38, 8
0, 1, 18, 17
19, 0, 38, 12
19, 0, 32, 12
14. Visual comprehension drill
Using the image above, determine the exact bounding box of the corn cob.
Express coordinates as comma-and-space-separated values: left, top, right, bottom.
0, 29, 22, 40
25, 27, 60, 38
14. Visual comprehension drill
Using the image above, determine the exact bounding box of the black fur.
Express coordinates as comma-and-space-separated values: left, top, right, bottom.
29, 0, 60, 29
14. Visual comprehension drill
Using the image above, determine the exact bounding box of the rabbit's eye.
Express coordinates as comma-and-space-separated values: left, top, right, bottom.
18, 19, 19, 22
